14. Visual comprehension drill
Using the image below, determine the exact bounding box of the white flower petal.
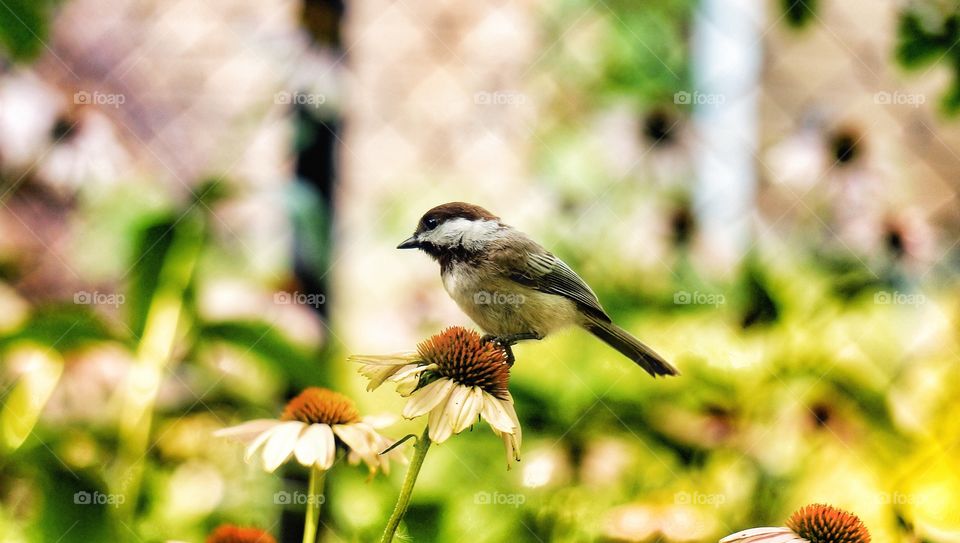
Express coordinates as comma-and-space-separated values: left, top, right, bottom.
261, 421, 305, 472
452, 386, 483, 433
243, 424, 281, 463
427, 402, 449, 443
484, 394, 521, 467
362, 413, 398, 429
391, 364, 430, 382
349, 352, 418, 365
293, 423, 328, 467
720, 527, 804, 543
395, 376, 420, 396
503, 394, 521, 451
402, 378, 455, 419
336, 423, 387, 473
315, 423, 336, 469
351, 353, 418, 390
480, 392, 515, 434
358, 364, 403, 391
333, 423, 372, 456
214, 419, 280, 443
429, 385, 469, 443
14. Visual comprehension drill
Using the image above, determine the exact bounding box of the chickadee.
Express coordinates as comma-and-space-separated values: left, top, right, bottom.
398, 202, 678, 377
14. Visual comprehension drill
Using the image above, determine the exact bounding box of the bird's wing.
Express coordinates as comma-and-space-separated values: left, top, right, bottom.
508, 250, 611, 322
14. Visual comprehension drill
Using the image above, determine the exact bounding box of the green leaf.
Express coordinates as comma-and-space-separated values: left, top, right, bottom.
0, 343, 62, 453
0, 305, 116, 351
124, 218, 177, 338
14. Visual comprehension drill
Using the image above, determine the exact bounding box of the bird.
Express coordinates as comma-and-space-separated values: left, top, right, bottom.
397, 202, 678, 377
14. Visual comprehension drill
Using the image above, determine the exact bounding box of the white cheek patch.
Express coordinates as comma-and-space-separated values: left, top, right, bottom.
418, 218, 502, 251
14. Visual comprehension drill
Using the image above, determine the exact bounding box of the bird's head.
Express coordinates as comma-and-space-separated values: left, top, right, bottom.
397, 202, 502, 258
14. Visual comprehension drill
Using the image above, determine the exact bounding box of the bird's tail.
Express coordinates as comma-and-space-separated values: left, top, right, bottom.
583, 317, 678, 377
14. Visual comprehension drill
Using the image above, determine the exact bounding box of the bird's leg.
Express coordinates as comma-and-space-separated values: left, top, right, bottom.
498, 331, 543, 344
480, 332, 543, 366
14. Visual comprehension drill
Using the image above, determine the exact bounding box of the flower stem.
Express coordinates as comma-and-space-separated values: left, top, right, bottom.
380, 426, 432, 543
302, 465, 326, 543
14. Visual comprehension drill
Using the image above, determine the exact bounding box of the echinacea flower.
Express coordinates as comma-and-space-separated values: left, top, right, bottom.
351, 326, 522, 466
205, 524, 277, 543
214, 387, 403, 474
721, 503, 871, 543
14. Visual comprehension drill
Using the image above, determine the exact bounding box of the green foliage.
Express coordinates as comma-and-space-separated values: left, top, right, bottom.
896, 7, 960, 113
0, 0, 59, 61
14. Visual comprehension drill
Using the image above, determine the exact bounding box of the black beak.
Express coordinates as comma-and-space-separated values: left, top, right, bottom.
397, 236, 420, 249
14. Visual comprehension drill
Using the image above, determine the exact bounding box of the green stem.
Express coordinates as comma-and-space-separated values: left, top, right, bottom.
303, 465, 326, 543
379, 426, 432, 543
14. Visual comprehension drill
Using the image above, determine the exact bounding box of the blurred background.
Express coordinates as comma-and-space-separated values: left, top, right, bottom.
1, 0, 959, 541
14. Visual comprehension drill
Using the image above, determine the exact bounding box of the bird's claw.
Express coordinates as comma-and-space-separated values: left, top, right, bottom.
480, 334, 516, 366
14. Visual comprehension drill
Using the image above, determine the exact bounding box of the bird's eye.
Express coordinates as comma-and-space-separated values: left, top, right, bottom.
424, 217, 439, 230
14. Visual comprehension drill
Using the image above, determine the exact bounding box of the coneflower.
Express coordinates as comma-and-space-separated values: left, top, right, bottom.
352, 326, 522, 465
215, 387, 403, 474
351, 326, 523, 543
721, 503, 870, 543
214, 387, 405, 543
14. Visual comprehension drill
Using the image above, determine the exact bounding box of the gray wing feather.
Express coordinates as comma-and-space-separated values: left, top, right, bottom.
510, 252, 611, 322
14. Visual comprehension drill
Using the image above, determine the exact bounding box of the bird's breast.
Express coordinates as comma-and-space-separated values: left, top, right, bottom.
441, 264, 579, 336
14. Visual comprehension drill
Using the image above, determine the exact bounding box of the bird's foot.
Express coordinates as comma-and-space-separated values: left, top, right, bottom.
480, 334, 516, 366
480, 332, 542, 367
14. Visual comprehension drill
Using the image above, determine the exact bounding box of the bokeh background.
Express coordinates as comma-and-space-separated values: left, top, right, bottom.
1, 0, 960, 541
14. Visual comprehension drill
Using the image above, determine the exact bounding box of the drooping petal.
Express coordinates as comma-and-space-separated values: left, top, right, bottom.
480, 392, 516, 434
358, 364, 403, 391
214, 419, 280, 443
391, 363, 431, 382
261, 421, 305, 472
395, 376, 420, 396
293, 423, 328, 467
243, 424, 281, 463
333, 422, 369, 454
351, 353, 418, 390
452, 386, 484, 433
362, 413, 399, 429
402, 378, 455, 419
315, 423, 336, 469
502, 394, 522, 451
428, 385, 469, 443
426, 399, 449, 443
349, 352, 418, 365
